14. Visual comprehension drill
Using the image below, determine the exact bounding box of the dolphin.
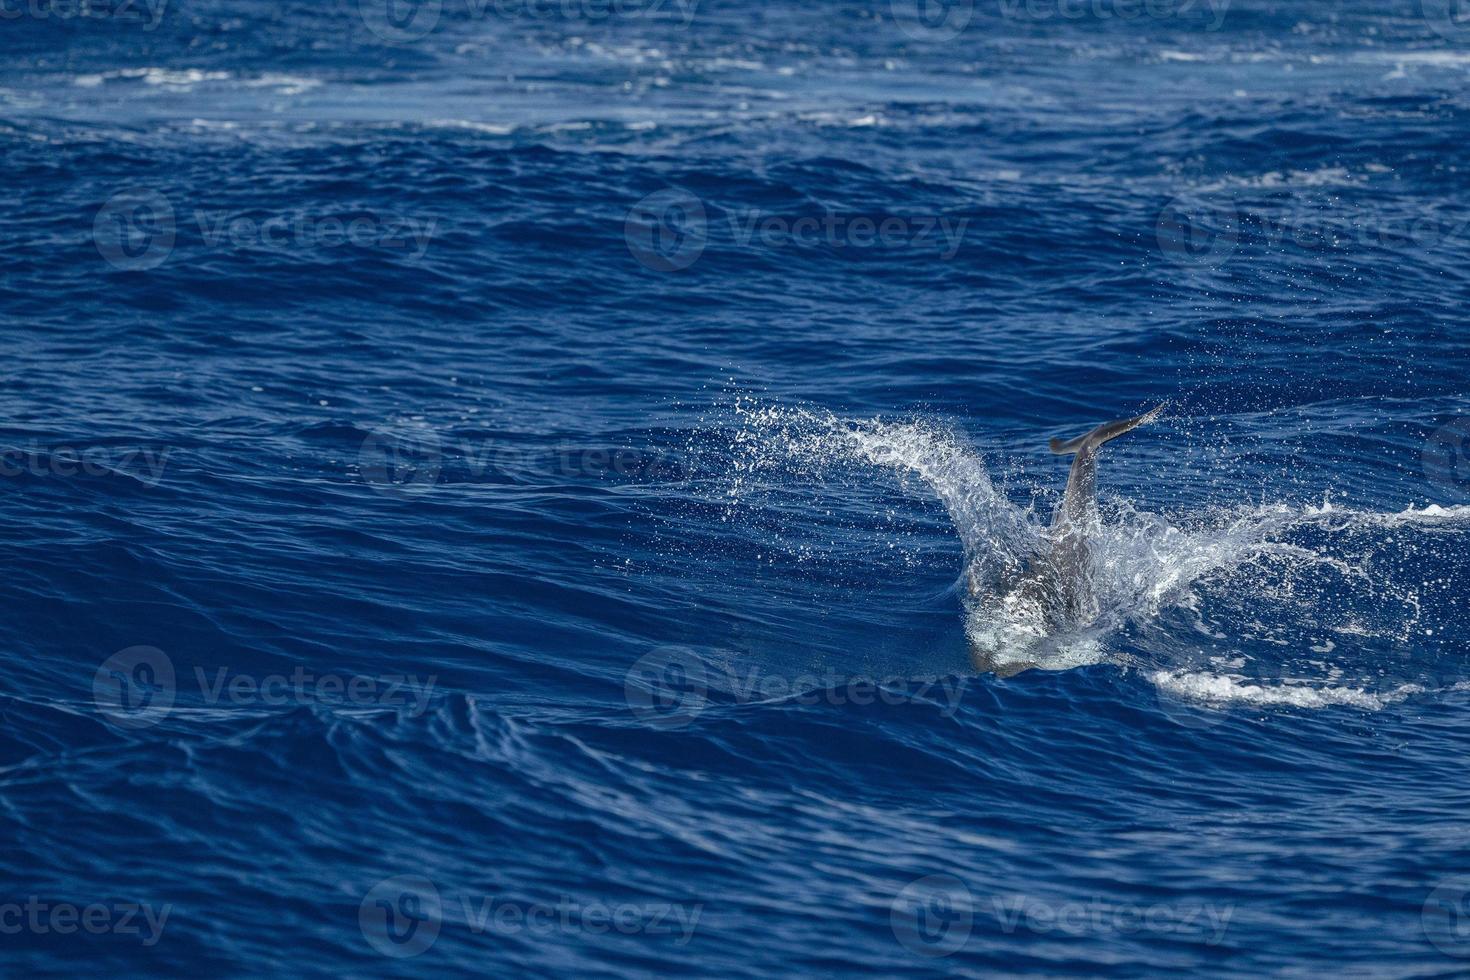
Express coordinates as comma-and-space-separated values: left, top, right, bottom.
969, 405, 1165, 677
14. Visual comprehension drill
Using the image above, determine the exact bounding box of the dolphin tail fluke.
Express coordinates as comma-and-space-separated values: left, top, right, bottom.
1049, 403, 1165, 456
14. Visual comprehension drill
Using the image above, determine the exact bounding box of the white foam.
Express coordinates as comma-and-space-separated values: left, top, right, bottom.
71, 67, 232, 89
142, 68, 231, 87
71, 68, 321, 94
1380, 503, 1470, 525
1361, 51, 1470, 69
427, 119, 515, 135
242, 74, 322, 96
1196, 166, 1361, 193
1152, 671, 1422, 711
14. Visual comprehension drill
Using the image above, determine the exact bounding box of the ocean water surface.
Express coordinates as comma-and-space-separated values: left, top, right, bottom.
3, 0, 1470, 974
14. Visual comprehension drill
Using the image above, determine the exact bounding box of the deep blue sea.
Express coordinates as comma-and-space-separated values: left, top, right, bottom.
4, 0, 1470, 975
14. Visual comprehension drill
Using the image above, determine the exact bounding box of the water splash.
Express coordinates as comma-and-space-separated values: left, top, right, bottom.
728, 397, 1037, 586
723, 401, 1470, 704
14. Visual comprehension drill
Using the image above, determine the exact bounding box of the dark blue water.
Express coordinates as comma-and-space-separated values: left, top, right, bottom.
4, 0, 1470, 975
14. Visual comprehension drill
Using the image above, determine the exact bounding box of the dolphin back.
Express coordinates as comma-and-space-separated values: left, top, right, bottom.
1049, 404, 1165, 456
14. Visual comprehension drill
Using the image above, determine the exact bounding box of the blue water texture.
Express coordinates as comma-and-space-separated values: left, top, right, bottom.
4, 0, 1470, 975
